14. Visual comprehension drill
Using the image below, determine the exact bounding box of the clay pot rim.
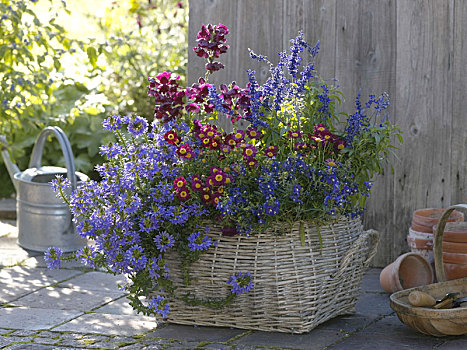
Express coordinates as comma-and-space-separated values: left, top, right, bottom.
442, 251, 467, 264
408, 228, 433, 239
411, 222, 435, 233
380, 252, 434, 293
413, 208, 464, 226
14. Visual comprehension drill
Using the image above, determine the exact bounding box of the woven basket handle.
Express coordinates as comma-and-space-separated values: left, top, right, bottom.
336, 229, 380, 277
433, 204, 467, 282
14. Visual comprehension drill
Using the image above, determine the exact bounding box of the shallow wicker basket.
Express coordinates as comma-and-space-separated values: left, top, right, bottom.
164, 217, 379, 333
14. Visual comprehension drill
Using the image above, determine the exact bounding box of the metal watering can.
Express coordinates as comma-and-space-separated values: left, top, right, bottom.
0, 126, 88, 252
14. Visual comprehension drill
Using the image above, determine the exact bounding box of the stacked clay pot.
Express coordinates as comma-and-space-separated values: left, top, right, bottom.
433, 221, 467, 280
407, 208, 464, 265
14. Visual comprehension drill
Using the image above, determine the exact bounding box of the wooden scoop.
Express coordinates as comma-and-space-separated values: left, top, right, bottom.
408, 291, 436, 307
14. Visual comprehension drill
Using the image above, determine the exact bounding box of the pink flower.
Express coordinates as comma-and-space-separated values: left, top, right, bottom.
173, 176, 187, 190
185, 103, 200, 113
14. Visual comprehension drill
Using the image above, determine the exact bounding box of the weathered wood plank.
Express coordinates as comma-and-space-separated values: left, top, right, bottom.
187, 0, 465, 266
303, 0, 337, 81
394, 0, 454, 260
335, 0, 396, 266
452, 0, 467, 205
188, 0, 238, 85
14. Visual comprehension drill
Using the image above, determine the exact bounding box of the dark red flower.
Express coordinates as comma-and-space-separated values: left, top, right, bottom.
164, 130, 180, 145
176, 187, 191, 201
173, 176, 187, 190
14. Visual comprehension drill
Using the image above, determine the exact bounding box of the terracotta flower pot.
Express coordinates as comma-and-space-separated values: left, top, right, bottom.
441, 240, 467, 254
412, 208, 464, 232
444, 262, 467, 280
411, 222, 433, 233
380, 252, 434, 293
407, 228, 434, 264
433, 222, 467, 243
442, 251, 467, 265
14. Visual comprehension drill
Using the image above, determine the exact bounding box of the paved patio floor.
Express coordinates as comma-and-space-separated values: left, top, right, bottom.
1, 217, 466, 349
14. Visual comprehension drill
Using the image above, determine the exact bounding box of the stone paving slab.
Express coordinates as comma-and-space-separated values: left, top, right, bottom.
0, 220, 17, 237
437, 338, 467, 349
146, 324, 247, 343
53, 312, 159, 336
234, 329, 345, 350
12, 286, 124, 311
327, 331, 446, 350
359, 267, 384, 293
0, 265, 83, 287
57, 271, 129, 292
21, 254, 93, 270
0, 306, 82, 330
314, 313, 377, 333
354, 291, 394, 316
94, 296, 139, 316
0, 249, 35, 268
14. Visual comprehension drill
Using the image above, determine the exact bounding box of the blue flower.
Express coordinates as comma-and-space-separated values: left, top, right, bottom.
154, 231, 175, 252
75, 246, 96, 268
290, 184, 303, 204
102, 114, 123, 131
227, 272, 254, 295
187, 229, 212, 252
127, 116, 148, 137
148, 295, 170, 318
44, 247, 63, 270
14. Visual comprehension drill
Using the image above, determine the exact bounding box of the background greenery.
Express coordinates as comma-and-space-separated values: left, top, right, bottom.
0, 0, 187, 197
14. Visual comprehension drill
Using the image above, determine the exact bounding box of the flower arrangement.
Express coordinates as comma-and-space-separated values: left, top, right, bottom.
46, 23, 401, 319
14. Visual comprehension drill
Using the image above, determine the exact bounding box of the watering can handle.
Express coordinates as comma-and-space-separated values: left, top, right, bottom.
28, 126, 77, 191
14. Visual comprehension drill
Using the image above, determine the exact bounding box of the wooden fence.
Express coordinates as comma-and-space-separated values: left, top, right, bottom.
187, 0, 467, 267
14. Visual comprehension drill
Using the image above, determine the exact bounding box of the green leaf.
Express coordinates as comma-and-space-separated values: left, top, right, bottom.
299, 221, 305, 247
53, 57, 61, 71
86, 47, 98, 69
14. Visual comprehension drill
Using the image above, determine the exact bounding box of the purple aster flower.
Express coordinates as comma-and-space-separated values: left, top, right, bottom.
187, 230, 212, 252
50, 175, 71, 193
148, 258, 161, 280
102, 114, 123, 131
154, 231, 175, 252
75, 246, 96, 268
127, 116, 148, 137
227, 271, 254, 295
44, 247, 63, 270
148, 295, 170, 318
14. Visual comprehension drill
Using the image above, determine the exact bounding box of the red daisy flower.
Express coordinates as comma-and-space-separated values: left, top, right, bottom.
173, 176, 187, 190
246, 158, 258, 169
233, 130, 245, 142
176, 187, 191, 201
211, 193, 222, 207
288, 130, 303, 139
176, 144, 193, 159
164, 130, 180, 145
243, 145, 257, 158
314, 123, 329, 135
191, 179, 203, 191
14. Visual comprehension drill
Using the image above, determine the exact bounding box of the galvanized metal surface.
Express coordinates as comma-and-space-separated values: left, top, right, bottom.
1, 126, 87, 252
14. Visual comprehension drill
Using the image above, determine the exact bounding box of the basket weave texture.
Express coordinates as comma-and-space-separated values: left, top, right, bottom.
164, 217, 379, 333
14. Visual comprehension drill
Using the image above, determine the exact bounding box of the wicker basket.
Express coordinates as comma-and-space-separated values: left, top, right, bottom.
163, 217, 379, 333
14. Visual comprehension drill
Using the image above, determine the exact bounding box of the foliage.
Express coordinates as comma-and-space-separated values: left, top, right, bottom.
93, 0, 188, 120
0, 0, 111, 196
46, 24, 402, 319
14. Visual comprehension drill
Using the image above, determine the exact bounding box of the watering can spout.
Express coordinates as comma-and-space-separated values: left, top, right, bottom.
0, 135, 20, 192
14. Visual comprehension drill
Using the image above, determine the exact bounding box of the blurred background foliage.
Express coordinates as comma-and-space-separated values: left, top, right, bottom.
0, 0, 188, 197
